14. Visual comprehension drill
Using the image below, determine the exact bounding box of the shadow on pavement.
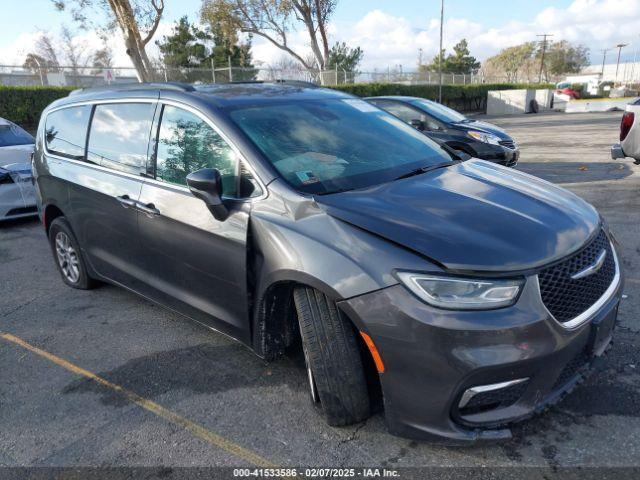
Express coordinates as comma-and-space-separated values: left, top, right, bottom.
516, 162, 634, 184
481, 112, 623, 129
0, 216, 40, 229
61, 343, 308, 407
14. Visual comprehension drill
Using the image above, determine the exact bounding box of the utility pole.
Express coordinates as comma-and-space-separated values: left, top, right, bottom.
537, 34, 553, 83
438, 0, 444, 103
615, 43, 629, 82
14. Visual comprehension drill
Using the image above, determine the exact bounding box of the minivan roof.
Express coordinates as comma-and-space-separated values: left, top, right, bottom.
50, 81, 352, 111
366, 96, 430, 102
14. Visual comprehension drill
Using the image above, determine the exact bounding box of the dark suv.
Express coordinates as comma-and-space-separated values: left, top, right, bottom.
33, 82, 622, 444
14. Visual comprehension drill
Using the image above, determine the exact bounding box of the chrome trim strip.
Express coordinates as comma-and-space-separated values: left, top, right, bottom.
458, 378, 529, 409
41, 98, 268, 203
570, 249, 607, 280
536, 242, 621, 330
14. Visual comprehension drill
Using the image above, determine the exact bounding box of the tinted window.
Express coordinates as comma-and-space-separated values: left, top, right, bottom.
376, 102, 422, 123
155, 105, 260, 198
44, 106, 91, 159
87, 103, 155, 175
0, 122, 34, 147
230, 99, 449, 195
411, 99, 468, 123
377, 102, 443, 131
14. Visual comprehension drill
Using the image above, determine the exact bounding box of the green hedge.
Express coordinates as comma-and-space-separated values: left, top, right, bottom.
0, 82, 555, 128
329, 82, 555, 112
0, 86, 75, 127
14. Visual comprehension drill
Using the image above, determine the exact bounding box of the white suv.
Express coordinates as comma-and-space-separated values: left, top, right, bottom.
611, 98, 640, 164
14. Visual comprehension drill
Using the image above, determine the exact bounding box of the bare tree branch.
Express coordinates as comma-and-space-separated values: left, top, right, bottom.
201, 0, 337, 74
141, 0, 164, 45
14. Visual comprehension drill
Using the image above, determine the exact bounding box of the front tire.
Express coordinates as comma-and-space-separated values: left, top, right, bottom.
49, 217, 96, 290
293, 286, 371, 426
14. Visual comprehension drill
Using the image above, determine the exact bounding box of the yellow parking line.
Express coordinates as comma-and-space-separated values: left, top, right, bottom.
1, 332, 276, 468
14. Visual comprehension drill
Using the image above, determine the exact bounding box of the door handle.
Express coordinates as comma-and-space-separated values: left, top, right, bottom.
138, 202, 161, 218
117, 195, 137, 209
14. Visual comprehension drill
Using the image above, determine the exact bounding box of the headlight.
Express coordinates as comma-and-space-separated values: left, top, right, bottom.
396, 273, 524, 310
467, 130, 502, 145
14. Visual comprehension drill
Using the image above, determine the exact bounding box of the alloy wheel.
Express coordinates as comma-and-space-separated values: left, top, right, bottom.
55, 231, 80, 284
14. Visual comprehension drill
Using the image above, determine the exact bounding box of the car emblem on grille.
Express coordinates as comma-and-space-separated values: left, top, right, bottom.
570, 249, 607, 280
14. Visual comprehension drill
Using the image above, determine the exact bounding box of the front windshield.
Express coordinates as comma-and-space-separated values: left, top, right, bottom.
229, 98, 450, 194
411, 99, 468, 124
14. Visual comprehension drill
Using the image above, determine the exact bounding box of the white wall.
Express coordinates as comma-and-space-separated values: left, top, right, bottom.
582, 62, 640, 83
487, 89, 553, 115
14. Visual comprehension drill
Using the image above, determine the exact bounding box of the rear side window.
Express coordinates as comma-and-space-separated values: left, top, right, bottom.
44, 106, 91, 159
0, 123, 34, 147
87, 103, 155, 175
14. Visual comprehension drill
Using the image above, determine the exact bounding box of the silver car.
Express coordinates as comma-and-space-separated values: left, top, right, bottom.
0, 117, 36, 221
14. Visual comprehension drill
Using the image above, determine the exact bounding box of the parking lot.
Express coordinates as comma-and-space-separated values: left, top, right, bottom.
2, 111, 640, 474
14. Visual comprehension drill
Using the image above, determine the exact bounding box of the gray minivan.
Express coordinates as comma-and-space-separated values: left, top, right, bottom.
33, 82, 623, 444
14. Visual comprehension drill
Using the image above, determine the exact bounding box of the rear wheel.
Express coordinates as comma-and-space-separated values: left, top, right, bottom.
293, 286, 370, 426
49, 217, 96, 290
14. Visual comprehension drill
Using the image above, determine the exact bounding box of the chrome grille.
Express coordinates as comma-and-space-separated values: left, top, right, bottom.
499, 140, 516, 149
537, 229, 616, 324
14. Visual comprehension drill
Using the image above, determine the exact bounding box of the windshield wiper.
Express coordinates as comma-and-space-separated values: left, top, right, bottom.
316, 187, 356, 196
440, 143, 471, 161
393, 162, 455, 181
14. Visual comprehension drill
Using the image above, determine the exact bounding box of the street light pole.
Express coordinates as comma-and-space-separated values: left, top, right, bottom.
438, 0, 444, 103
615, 43, 629, 82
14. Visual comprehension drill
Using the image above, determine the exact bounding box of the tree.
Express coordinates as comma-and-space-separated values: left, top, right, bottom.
92, 45, 114, 74
201, 0, 337, 72
543, 40, 589, 77
52, 0, 165, 82
426, 48, 446, 73
23, 33, 61, 72
423, 39, 479, 75
444, 39, 480, 74
482, 42, 537, 82
61, 26, 91, 78
156, 15, 256, 82
209, 21, 255, 70
327, 42, 363, 72
157, 16, 211, 70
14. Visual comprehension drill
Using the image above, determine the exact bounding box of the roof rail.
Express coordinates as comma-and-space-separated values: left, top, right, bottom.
211, 79, 320, 89
69, 82, 196, 96
273, 79, 320, 89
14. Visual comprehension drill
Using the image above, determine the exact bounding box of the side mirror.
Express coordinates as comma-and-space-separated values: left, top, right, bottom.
409, 119, 425, 131
186, 168, 228, 221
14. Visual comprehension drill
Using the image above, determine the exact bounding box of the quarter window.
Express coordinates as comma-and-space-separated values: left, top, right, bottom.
44, 106, 91, 159
87, 103, 155, 175
155, 105, 260, 198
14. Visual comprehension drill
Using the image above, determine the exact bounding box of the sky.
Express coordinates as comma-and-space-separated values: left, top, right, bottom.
1, 0, 639, 71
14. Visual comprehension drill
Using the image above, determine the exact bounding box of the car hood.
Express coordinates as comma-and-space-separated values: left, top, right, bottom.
315, 160, 600, 273
454, 120, 511, 140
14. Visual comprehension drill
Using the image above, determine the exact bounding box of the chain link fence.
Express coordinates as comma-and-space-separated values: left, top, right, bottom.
0, 64, 525, 88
